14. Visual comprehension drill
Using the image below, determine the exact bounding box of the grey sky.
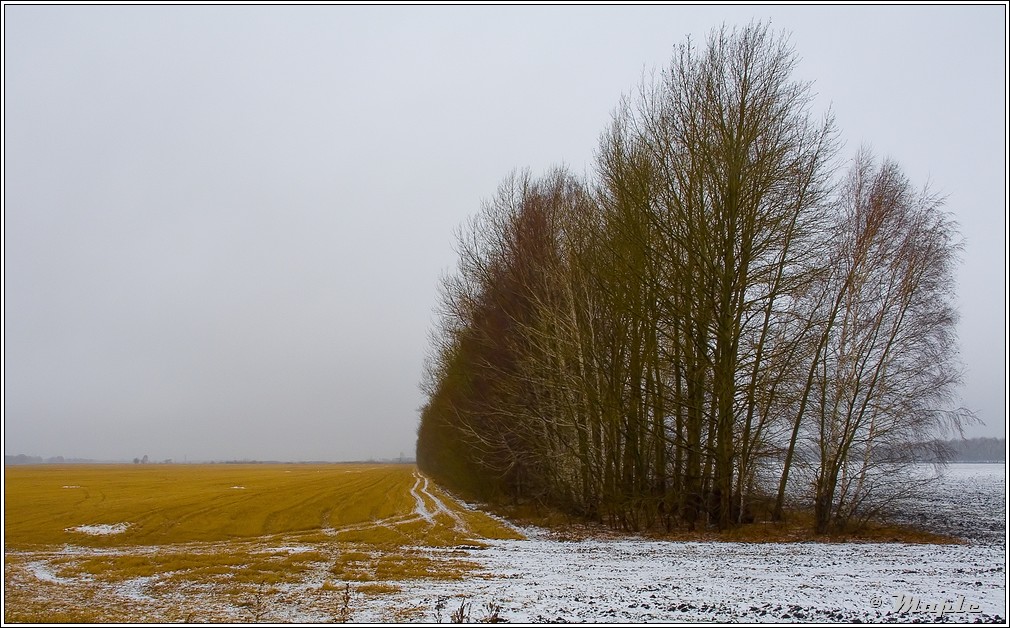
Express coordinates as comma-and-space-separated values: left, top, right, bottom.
4, 5, 1005, 462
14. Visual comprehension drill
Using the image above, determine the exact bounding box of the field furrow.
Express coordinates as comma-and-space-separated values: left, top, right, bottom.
3, 463, 521, 623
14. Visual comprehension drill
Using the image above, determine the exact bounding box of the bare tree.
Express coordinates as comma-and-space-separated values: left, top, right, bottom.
799, 150, 974, 533
601, 22, 836, 529
417, 23, 971, 537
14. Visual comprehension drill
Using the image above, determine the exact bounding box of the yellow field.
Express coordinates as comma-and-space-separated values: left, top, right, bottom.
3, 464, 522, 623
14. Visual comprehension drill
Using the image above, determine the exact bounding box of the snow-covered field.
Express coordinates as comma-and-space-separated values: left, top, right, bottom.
378, 537, 1003, 623
365, 464, 1006, 623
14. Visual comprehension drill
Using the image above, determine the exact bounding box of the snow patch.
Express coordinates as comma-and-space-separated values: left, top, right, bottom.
413, 472, 467, 530
410, 473, 435, 523
68, 523, 131, 536
116, 576, 157, 601
263, 545, 315, 554
27, 561, 67, 584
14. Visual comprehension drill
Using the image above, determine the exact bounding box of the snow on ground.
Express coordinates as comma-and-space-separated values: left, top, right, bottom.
25, 561, 68, 585
892, 464, 1006, 546
410, 472, 436, 523
415, 471, 468, 530
367, 534, 1003, 623
355, 464, 1006, 623
66, 523, 131, 536
9, 464, 1005, 623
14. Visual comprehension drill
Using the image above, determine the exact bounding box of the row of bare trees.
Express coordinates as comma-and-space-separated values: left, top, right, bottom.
416, 23, 973, 533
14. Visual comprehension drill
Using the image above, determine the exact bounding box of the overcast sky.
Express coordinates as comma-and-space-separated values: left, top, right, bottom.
4, 5, 1006, 462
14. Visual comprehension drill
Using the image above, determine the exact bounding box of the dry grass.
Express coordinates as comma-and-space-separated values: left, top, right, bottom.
5, 463, 428, 548
375, 549, 480, 581
4, 463, 522, 623
491, 500, 962, 545
355, 582, 402, 595
3, 608, 102, 624
4, 462, 519, 549
688, 511, 964, 545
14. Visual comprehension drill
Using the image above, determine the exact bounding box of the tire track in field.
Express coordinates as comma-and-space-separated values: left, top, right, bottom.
327, 471, 471, 537
409, 473, 436, 523
412, 471, 468, 533
320, 470, 431, 537
322, 512, 427, 537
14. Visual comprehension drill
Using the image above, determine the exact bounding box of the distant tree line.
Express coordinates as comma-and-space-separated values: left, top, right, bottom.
6, 454, 53, 465
945, 438, 1005, 462
4, 454, 96, 465
904, 437, 1006, 463
416, 23, 974, 534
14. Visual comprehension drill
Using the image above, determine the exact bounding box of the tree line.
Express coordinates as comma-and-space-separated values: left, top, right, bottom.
416, 23, 974, 534
908, 437, 1005, 463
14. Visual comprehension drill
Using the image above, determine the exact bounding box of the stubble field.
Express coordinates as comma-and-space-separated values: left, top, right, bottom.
3, 463, 1005, 623
3, 463, 520, 622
